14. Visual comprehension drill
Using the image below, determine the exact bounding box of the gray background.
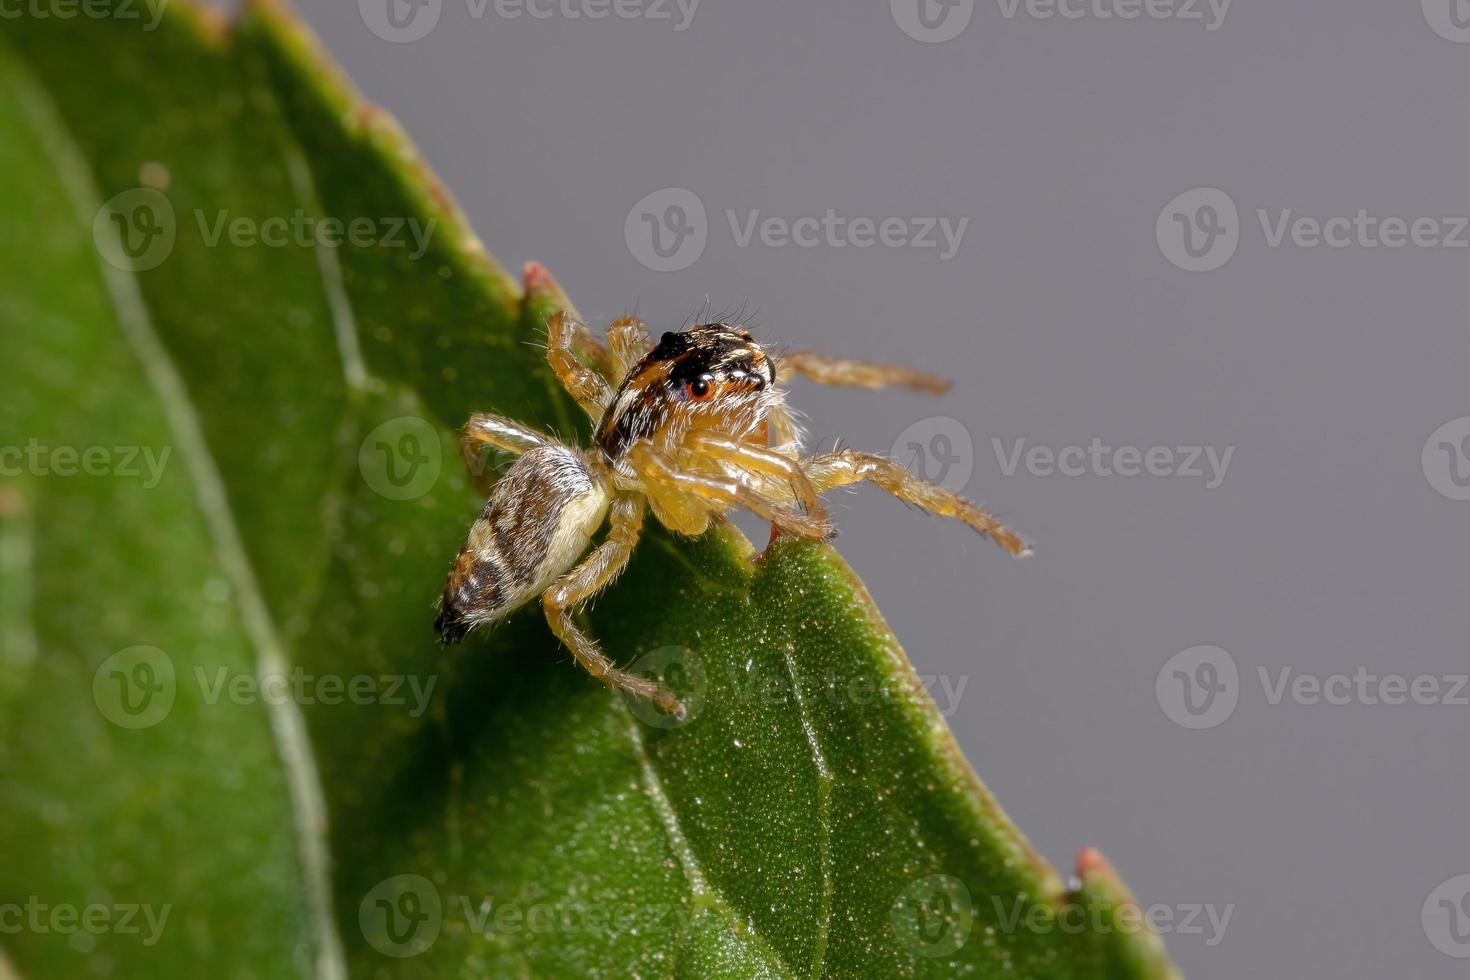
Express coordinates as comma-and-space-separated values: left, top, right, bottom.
246, 1, 1470, 976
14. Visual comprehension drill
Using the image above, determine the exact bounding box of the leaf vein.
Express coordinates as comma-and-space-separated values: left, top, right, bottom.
622, 707, 796, 979
780, 645, 834, 979
9, 62, 349, 980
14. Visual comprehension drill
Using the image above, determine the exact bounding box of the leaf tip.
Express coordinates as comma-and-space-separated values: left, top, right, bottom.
522, 261, 575, 316
1075, 846, 1113, 880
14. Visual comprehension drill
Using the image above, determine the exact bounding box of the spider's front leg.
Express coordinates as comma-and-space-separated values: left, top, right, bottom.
681, 431, 826, 522
458, 414, 555, 496
541, 493, 685, 717
803, 449, 1032, 557
546, 310, 615, 419
627, 440, 832, 539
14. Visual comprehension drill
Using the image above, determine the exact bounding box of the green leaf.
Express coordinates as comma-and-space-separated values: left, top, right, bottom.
0, 2, 1180, 977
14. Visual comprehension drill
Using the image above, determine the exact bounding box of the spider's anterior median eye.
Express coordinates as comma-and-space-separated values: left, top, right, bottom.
684, 377, 713, 401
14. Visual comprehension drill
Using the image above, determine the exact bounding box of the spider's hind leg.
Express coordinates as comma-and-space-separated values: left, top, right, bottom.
459, 414, 555, 496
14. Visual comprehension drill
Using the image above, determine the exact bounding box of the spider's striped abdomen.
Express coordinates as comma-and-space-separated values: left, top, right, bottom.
435, 446, 609, 643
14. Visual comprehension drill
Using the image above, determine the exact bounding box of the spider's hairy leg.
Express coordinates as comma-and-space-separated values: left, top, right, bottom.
803, 449, 1032, 557
542, 494, 685, 718
459, 414, 554, 496
681, 431, 827, 523
547, 310, 615, 418
627, 440, 832, 539
778, 351, 951, 395
606, 316, 653, 379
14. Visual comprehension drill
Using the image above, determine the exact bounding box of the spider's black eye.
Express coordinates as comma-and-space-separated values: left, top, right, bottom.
685, 377, 713, 401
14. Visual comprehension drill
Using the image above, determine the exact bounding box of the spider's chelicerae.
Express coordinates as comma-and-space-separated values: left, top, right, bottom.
435, 311, 1030, 717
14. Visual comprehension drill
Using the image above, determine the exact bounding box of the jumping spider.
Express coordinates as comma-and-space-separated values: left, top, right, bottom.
435, 311, 1030, 717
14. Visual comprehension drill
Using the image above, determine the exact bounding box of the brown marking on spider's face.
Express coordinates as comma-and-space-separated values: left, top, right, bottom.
595, 323, 776, 460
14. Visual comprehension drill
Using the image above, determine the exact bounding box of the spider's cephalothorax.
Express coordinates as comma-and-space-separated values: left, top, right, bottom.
595, 324, 777, 462
435, 308, 1030, 718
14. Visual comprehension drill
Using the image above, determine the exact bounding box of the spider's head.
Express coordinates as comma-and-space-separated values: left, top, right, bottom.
595, 323, 781, 458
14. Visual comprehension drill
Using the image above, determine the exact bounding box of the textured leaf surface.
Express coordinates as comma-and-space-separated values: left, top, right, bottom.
0, 3, 1179, 977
